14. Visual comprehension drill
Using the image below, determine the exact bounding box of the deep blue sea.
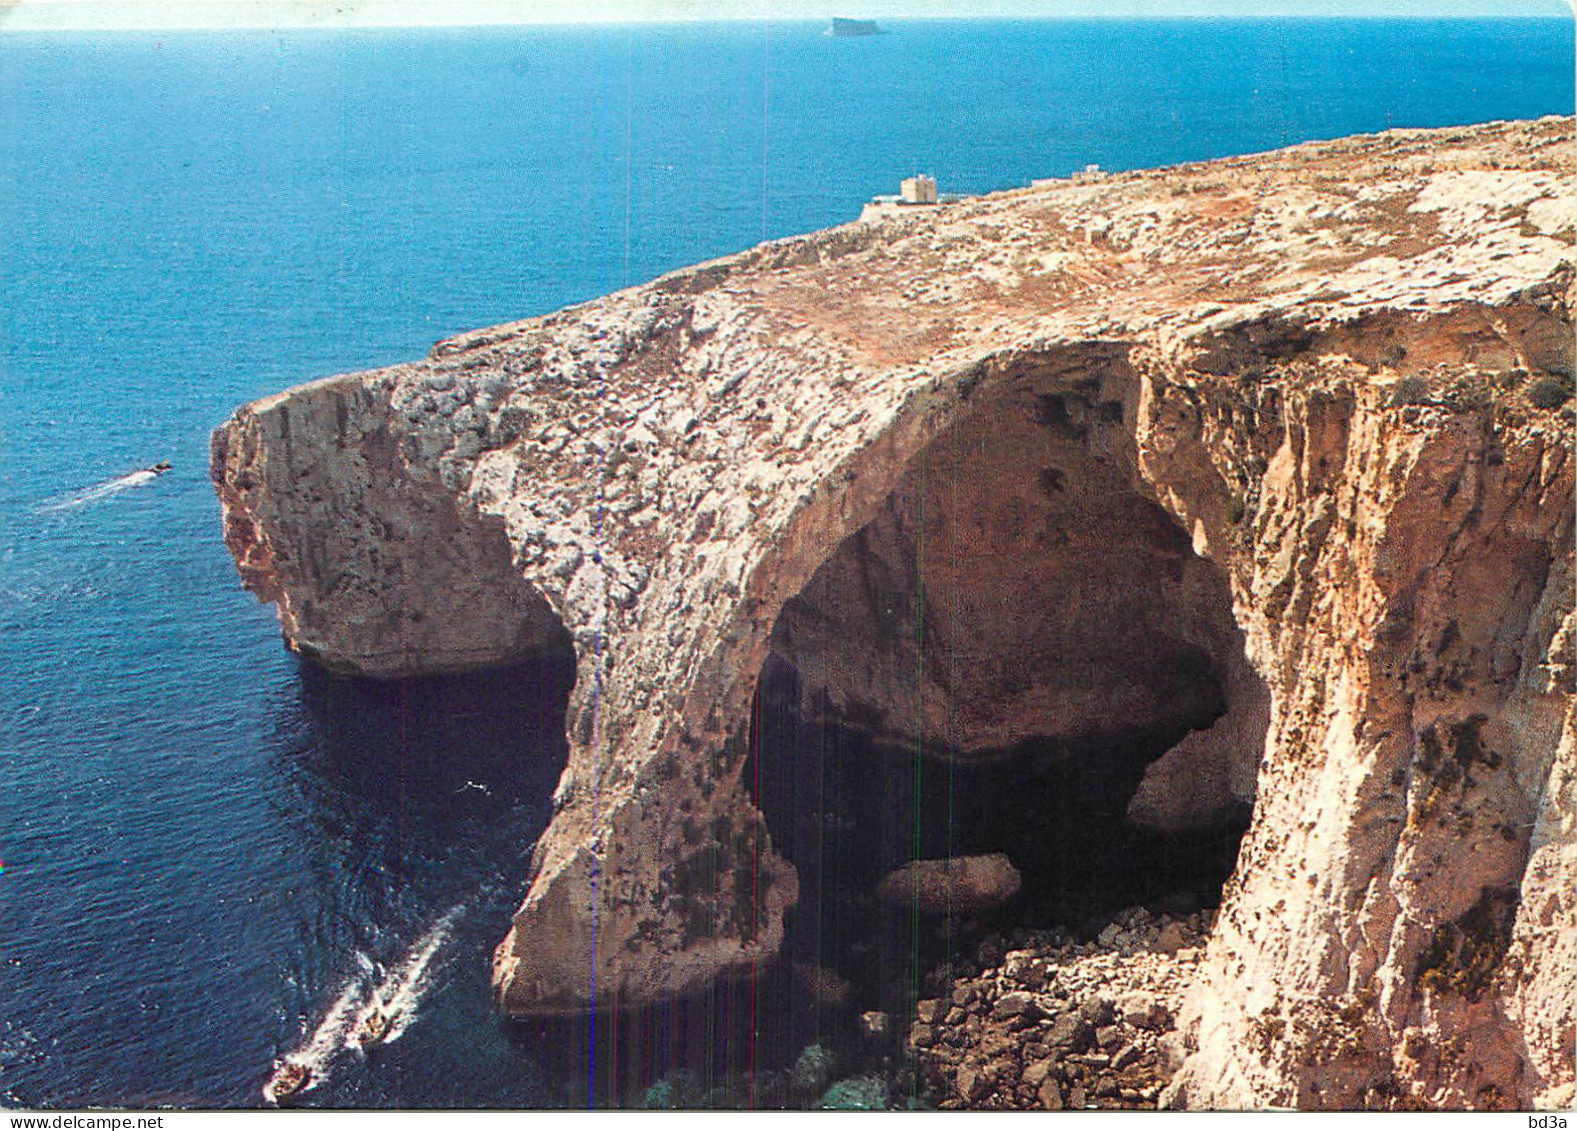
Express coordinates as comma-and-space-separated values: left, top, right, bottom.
0, 17, 1571, 1110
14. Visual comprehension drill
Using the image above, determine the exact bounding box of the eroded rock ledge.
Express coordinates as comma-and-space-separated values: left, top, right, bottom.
213, 118, 1575, 1110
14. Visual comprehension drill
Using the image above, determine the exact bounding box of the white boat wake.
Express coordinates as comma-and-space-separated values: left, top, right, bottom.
358, 902, 465, 1046
266, 903, 466, 1102
265, 953, 375, 1102
38, 470, 159, 513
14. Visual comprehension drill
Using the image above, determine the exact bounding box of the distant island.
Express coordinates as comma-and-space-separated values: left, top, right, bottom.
825, 17, 881, 37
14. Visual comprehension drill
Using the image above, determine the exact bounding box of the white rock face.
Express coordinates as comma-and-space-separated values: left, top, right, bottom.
213, 119, 1575, 1108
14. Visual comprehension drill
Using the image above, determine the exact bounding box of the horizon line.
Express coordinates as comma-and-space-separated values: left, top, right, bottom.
1, 0, 1570, 32
1, 12, 1571, 29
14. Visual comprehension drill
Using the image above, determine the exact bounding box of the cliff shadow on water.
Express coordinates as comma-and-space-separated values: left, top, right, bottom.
274, 651, 577, 945
259, 654, 576, 1107
287, 654, 576, 826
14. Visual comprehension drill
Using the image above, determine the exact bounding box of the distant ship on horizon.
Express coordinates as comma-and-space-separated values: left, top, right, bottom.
825, 17, 882, 37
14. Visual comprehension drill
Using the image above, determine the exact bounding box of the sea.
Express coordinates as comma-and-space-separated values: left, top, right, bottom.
0, 16, 1571, 1110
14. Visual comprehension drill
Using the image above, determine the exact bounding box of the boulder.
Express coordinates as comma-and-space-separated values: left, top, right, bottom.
817, 1076, 888, 1110
1154, 921, 1190, 954
1117, 990, 1169, 1031
1004, 949, 1047, 989
639, 1069, 703, 1109
1038, 1076, 1064, 1111
790, 1042, 835, 1099
1079, 995, 1116, 1028
991, 991, 1040, 1021
876, 855, 1022, 916
1047, 1013, 1095, 1053
956, 1064, 994, 1104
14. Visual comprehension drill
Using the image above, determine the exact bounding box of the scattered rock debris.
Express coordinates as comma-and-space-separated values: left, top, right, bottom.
902, 905, 1211, 1110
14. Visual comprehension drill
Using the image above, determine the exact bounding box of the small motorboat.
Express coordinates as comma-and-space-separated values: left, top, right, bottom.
263, 1059, 312, 1105
147, 461, 172, 474
356, 1003, 398, 1047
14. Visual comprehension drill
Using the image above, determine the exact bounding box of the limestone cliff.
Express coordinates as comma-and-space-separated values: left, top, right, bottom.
212, 118, 1575, 1109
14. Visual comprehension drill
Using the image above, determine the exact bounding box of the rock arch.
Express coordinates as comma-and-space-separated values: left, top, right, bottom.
488, 341, 1271, 1016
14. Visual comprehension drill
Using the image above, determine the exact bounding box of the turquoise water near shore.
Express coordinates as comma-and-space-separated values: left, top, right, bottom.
0, 17, 1571, 1108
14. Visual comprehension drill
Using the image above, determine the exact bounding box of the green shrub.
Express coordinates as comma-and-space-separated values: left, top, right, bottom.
640, 1069, 703, 1109
1527, 374, 1574, 410
817, 1076, 890, 1110
790, 1042, 836, 1099
1389, 375, 1432, 407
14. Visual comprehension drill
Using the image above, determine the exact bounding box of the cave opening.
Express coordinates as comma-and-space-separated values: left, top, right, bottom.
747, 689, 1252, 1017
740, 354, 1269, 1085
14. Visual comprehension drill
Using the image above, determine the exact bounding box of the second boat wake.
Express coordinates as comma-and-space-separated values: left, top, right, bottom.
355, 902, 465, 1048
265, 901, 466, 1105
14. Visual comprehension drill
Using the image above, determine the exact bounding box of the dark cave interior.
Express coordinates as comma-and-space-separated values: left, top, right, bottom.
738, 673, 1252, 1080
520, 692, 1251, 1109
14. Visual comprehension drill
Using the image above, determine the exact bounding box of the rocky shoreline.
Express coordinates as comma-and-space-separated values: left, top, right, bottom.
630, 903, 1213, 1111
904, 905, 1210, 1111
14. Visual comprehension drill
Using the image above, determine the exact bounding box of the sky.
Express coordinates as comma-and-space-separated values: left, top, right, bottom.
0, 0, 1569, 28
